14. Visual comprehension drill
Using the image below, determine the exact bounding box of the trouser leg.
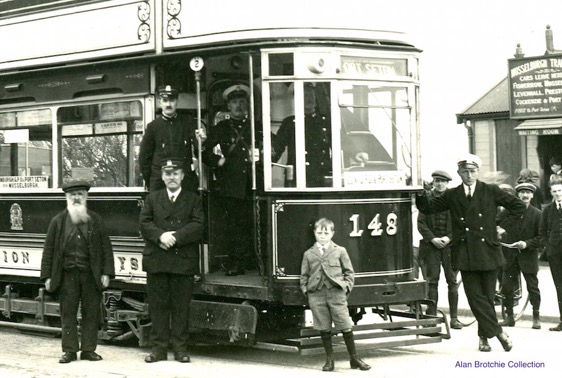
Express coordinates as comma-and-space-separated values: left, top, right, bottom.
147, 273, 171, 353
522, 272, 541, 311
79, 271, 102, 352
60, 270, 80, 353
169, 274, 194, 353
548, 252, 562, 321
461, 270, 502, 338
443, 248, 459, 318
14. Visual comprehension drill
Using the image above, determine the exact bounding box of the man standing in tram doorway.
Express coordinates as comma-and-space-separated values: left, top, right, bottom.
139, 85, 206, 193
40, 180, 115, 364
140, 158, 204, 363
202, 84, 260, 276
416, 154, 525, 352
497, 182, 542, 329
417, 170, 463, 330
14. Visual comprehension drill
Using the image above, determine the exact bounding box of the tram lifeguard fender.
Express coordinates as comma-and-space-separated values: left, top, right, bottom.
188, 300, 258, 342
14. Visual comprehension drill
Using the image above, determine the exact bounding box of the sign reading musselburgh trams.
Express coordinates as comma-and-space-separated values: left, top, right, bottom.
508, 54, 562, 119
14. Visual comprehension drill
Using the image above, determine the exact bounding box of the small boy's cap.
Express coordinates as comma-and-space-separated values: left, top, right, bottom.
223, 84, 250, 101
157, 85, 179, 98
457, 153, 482, 168
160, 157, 183, 171
515, 182, 536, 193
62, 180, 91, 193
431, 170, 452, 181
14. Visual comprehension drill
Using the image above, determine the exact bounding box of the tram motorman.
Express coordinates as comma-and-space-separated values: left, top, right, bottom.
140, 157, 204, 363
139, 85, 206, 193
272, 83, 369, 187
202, 84, 260, 276
40, 180, 115, 364
416, 154, 525, 353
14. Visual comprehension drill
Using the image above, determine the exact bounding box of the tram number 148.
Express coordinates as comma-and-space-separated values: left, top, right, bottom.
349, 213, 398, 237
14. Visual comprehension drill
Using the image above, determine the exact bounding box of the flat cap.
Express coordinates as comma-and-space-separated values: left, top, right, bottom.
457, 153, 482, 168
160, 157, 183, 172
431, 170, 452, 181
157, 85, 179, 98
223, 84, 250, 101
62, 180, 91, 193
515, 182, 536, 193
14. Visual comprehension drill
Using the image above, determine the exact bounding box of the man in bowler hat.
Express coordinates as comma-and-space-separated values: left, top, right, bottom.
418, 169, 463, 329
140, 158, 204, 363
40, 180, 115, 363
139, 85, 206, 193
416, 154, 525, 352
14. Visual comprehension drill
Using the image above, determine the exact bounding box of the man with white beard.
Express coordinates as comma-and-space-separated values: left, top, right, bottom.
40, 180, 115, 364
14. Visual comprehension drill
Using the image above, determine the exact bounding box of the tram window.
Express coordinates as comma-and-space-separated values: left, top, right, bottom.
0, 109, 53, 189
58, 100, 144, 188
339, 83, 412, 187
268, 53, 294, 76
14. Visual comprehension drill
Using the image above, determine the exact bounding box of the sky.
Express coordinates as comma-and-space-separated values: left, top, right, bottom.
385, 0, 562, 180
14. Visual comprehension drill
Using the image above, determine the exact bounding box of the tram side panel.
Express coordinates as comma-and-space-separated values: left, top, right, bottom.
272, 195, 426, 307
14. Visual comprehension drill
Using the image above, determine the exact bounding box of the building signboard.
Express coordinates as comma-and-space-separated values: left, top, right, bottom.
508, 54, 562, 119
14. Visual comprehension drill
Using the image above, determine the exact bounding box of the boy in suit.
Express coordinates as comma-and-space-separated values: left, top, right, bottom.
300, 218, 370, 372
140, 158, 204, 363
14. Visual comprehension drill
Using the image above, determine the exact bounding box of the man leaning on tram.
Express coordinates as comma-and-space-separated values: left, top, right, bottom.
415, 153, 525, 353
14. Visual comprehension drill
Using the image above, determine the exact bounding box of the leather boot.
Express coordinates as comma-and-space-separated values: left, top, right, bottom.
499, 314, 515, 327
320, 331, 334, 372
532, 310, 541, 329
343, 331, 371, 371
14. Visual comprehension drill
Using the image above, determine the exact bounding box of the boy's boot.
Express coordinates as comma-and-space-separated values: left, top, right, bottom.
342, 331, 371, 371
532, 309, 541, 329
320, 331, 334, 372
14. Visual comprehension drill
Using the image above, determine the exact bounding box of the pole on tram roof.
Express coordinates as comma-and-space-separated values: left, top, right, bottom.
190, 56, 204, 191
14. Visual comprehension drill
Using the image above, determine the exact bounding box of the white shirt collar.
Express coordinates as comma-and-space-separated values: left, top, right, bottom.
316, 241, 331, 253
167, 188, 181, 201
463, 183, 476, 196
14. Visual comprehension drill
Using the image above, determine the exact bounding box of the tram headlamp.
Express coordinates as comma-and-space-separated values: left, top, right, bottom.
307, 57, 326, 74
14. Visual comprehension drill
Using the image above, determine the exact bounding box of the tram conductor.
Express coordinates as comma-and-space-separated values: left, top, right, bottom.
40, 180, 115, 363
140, 157, 204, 363
416, 154, 525, 353
139, 85, 206, 193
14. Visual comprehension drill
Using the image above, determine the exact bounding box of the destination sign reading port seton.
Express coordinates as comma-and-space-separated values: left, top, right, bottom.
508, 54, 562, 119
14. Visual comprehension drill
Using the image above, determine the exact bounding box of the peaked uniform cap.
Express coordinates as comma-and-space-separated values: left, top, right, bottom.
160, 157, 183, 171
457, 153, 482, 168
223, 84, 250, 101
515, 182, 536, 193
157, 85, 179, 98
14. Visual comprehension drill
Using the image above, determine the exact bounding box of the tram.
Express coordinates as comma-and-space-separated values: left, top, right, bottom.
0, 0, 446, 352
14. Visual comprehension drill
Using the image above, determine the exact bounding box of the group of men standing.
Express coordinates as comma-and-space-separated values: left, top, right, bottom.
417, 153, 562, 353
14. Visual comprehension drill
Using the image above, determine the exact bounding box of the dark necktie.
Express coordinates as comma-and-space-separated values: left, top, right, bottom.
170, 195, 175, 203
467, 186, 472, 201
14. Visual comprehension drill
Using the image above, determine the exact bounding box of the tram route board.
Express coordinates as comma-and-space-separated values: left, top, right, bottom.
508, 54, 562, 119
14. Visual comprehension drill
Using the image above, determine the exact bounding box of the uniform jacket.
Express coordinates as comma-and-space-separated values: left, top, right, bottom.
416, 180, 526, 271
140, 188, 204, 274
202, 117, 262, 199
139, 113, 198, 186
540, 201, 562, 257
40, 209, 115, 292
272, 113, 332, 183
418, 189, 453, 258
300, 242, 354, 294
498, 204, 542, 274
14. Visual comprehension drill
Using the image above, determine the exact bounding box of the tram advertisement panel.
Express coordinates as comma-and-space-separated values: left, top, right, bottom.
273, 198, 412, 279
